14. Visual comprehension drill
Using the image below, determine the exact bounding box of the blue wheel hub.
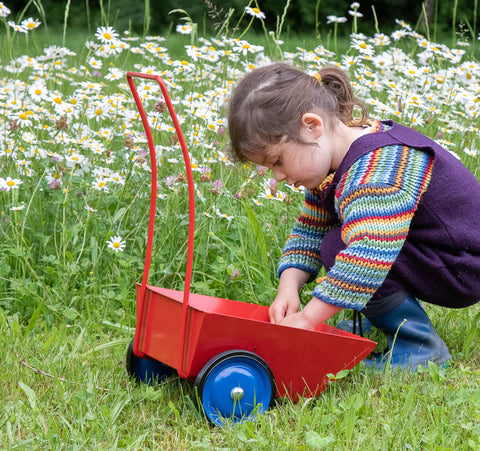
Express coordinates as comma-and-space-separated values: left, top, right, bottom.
195, 350, 275, 426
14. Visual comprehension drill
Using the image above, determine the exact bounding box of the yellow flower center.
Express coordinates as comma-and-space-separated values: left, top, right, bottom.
113, 242, 120, 248
104, 32, 112, 40
7, 180, 15, 187
253, 7, 260, 13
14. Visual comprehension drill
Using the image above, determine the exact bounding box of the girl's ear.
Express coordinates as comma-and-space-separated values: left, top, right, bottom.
301, 113, 324, 139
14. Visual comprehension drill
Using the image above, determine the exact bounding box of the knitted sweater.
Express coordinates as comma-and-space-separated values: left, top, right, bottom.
278, 121, 434, 311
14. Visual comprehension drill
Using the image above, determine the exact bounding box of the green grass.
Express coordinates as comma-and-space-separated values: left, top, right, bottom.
3, 305, 480, 448
1, 3, 480, 448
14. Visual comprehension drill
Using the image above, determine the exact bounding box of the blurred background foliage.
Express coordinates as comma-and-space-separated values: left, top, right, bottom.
4, 0, 479, 39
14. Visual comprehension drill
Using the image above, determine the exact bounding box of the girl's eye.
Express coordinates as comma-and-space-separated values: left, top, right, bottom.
273, 157, 282, 167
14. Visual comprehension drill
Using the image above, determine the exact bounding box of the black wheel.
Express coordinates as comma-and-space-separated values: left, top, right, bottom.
126, 339, 174, 385
194, 350, 275, 426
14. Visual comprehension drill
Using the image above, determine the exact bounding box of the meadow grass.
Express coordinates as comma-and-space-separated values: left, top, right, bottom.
1, 2, 480, 449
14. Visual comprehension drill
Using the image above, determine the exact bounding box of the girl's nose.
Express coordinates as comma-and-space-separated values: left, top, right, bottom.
272, 167, 286, 182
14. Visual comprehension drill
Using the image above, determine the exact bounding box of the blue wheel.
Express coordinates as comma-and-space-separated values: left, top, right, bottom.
194, 350, 275, 426
126, 339, 174, 385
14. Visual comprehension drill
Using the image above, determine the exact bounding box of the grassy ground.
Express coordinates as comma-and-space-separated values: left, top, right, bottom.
1, 4, 480, 449
3, 304, 480, 449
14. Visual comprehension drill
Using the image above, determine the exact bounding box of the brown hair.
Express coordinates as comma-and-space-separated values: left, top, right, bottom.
227, 62, 369, 162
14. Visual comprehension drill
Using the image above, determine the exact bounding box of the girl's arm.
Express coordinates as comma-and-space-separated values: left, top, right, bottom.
310, 146, 434, 312
278, 298, 343, 330
277, 176, 339, 282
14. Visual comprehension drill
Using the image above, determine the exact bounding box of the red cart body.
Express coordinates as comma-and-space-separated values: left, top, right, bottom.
136, 285, 376, 400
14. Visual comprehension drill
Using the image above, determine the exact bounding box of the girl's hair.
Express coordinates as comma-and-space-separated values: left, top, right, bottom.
228, 62, 369, 162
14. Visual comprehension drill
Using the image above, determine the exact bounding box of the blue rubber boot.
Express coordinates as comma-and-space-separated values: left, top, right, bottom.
364, 294, 451, 371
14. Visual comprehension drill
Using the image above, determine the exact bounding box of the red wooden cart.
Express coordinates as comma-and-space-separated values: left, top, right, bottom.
125, 72, 376, 426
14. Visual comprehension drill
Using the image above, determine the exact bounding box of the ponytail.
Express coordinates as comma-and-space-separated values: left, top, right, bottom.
316, 66, 369, 125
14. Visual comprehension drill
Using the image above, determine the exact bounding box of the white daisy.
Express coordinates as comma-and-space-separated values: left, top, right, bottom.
176, 23, 193, 35
0, 2, 11, 17
8, 21, 28, 33
95, 26, 119, 44
245, 6, 266, 19
20, 17, 41, 31
326, 16, 347, 24
1, 177, 23, 191
10, 203, 26, 211
106, 235, 126, 253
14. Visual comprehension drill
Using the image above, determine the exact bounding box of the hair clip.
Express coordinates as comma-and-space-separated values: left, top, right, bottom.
312, 73, 322, 84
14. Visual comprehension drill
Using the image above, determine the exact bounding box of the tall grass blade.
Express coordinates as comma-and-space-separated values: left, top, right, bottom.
31, 0, 47, 28
85, 0, 91, 33
452, 0, 459, 45
62, 0, 72, 49
371, 5, 380, 35
314, 0, 321, 39
275, 0, 292, 41
473, 0, 478, 53
110, 395, 132, 422
25, 301, 44, 334
421, 2, 430, 40
143, 0, 151, 38
243, 200, 270, 279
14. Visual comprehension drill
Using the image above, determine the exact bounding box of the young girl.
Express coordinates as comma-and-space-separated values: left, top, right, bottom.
228, 62, 480, 370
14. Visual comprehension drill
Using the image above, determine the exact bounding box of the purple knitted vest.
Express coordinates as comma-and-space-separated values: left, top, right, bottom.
324, 120, 480, 305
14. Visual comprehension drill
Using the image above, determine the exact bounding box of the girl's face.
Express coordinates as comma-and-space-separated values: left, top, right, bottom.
250, 114, 335, 190
258, 139, 333, 190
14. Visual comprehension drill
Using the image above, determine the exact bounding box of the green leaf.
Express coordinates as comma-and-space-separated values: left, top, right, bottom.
327, 369, 350, 380
90, 235, 98, 264
305, 431, 335, 448
25, 301, 44, 334
18, 381, 37, 410
62, 307, 79, 320
113, 207, 127, 223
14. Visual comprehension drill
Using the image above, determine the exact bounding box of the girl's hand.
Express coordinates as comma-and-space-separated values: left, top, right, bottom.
278, 310, 315, 330
270, 268, 310, 324
269, 292, 300, 324
279, 298, 344, 330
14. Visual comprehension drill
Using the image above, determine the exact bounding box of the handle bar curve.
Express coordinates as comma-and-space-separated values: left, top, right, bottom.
126, 72, 195, 378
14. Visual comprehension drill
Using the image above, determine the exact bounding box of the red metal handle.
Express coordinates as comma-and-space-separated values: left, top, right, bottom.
126, 72, 195, 378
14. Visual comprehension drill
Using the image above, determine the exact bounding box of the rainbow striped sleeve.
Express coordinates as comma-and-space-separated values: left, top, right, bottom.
311, 145, 434, 310
278, 173, 341, 281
